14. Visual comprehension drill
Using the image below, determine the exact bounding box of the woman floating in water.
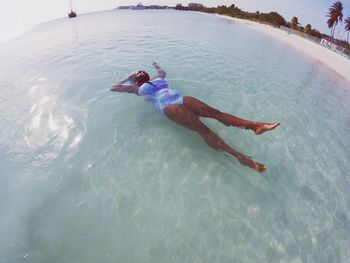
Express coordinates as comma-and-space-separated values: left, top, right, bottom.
111, 63, 279, 172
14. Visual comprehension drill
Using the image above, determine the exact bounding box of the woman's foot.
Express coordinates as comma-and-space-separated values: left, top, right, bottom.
254, 122, 280, 135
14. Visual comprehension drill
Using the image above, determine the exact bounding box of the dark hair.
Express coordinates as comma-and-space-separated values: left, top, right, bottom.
134, 70, 150, 86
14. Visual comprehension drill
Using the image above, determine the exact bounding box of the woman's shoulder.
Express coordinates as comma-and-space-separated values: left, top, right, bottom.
151, 77, 168, 84
139, 81, 158, 96
151, 77, 162, 81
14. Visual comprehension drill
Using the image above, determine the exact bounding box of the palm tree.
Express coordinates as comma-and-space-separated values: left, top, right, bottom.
326, 1, 343, 37
345, 16, 350, 43
304, 24, 312, 34
255, 11, 260, 19
290, 16, 299, 30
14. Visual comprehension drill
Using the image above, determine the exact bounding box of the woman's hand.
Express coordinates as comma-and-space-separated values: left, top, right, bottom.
110, 83, 139, 95
117, 72, 137, 85
152, 62, 160, 69
152, 62, 166, 78
111, 84, 122, 89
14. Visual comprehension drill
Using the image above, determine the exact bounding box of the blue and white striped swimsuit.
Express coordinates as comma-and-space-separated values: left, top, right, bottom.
138, 78, 183, 114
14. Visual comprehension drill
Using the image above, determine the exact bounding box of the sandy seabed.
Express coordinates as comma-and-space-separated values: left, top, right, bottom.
217, 15, 350, 84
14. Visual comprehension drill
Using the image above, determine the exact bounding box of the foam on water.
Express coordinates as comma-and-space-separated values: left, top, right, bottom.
0, 10, 350, 262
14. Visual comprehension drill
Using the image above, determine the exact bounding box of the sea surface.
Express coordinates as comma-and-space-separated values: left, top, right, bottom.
0, 10, 350, 263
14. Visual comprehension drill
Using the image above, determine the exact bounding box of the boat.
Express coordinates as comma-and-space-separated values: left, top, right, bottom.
129, 3, 146, 10
68, 0, 77, 18
68, 11, 77, 18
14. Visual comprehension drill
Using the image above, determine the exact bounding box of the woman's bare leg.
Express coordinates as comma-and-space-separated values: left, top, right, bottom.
183, 96, 279, 135
163, 104, 266, 172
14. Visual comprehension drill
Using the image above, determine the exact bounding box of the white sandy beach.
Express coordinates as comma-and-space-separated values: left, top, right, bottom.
217, 14, 350, 84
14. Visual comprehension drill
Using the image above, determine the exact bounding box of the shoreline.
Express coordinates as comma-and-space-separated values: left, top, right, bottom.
216, 14, 350, 84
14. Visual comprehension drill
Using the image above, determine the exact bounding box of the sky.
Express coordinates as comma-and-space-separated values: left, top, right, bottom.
0, 0, 350, 42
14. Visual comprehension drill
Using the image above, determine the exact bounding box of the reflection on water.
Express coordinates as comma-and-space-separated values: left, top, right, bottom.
0, 10, 350, 263
22, 76, 87, 164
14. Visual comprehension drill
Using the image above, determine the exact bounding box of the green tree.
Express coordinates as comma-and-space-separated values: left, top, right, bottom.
216, 5, 228, 15
309, 29, 322, 38
226, 4, 242, 17
326, 1, 343, 37
345, 16, 350, 43
290, 16, 299, 29
259, 12, 286, 27
255, 11, 260, 19
304, 24, 312, 34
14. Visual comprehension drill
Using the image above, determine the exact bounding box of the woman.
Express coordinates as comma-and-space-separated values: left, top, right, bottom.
111, 63, 279, 172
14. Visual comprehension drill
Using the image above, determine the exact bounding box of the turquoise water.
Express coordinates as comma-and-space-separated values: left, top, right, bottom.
1, 10, 350, 262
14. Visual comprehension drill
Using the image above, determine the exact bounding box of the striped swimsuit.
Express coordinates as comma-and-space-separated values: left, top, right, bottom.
138, 78, 183, 114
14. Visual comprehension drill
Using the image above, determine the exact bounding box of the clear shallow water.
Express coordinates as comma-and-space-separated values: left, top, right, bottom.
0, 10, 350, 262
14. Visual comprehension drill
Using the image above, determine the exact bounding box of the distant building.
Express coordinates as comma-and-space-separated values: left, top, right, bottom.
320, 39, 337, 50
175, 4, 188, 10
319, 38, 350, 58
188, 3, 205, 10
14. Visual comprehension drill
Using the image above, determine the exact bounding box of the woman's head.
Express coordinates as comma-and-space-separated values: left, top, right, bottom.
134, 70, 150, 86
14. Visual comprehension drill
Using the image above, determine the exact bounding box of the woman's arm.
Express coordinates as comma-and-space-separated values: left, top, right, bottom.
152, 62, 166, 79
117, 72, 136, 84
110, 84, 139, 95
